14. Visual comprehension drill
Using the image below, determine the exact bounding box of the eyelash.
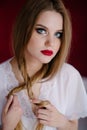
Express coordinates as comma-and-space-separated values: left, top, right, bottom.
55, 32, 63, 39
35, 27, 63, 39
35, 28, 46, 34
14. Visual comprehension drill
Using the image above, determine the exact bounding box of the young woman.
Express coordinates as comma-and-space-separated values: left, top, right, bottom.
0, 0, 87, 130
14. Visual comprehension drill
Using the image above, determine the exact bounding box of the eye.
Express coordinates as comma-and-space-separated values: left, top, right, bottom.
55, 32, 63, 39
35, 28, 47, 35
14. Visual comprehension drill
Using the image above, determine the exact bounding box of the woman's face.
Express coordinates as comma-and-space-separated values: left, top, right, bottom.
25, 10, 63, 65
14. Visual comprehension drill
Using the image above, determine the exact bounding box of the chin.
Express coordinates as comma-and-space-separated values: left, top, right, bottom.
42, 59, 52, 64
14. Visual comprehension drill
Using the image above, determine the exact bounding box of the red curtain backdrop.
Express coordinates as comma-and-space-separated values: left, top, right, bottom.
0, 0, 87, 77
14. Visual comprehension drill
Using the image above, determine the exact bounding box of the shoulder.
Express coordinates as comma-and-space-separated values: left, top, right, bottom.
0, 58, 12, 65
61, 63, 80, 75
0, 58, 11, 73
57, 63, 82, 80
0, 59, 12, 125
0, 58, 13, 84
53, 63, 84, 91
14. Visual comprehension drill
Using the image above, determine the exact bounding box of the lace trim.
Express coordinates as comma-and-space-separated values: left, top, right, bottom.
3, 59, 55, 119
39, 78, 56, 100
67, 110, 87, 120
5, 60, 19, 91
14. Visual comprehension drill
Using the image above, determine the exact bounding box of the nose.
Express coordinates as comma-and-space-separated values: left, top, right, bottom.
45, 35, 55, 47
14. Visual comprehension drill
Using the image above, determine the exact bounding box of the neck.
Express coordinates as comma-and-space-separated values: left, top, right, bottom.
24, 52, 43, 77
26, 61, 42, 77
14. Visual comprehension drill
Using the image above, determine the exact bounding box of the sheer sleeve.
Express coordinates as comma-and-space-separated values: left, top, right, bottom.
65, 67, 87, 120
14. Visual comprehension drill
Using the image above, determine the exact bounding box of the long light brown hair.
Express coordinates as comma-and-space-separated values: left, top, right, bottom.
8, 0, 72, 130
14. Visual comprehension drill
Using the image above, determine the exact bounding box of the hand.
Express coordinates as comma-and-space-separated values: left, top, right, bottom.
2, 95, 23, 130
32, 98, 67, 129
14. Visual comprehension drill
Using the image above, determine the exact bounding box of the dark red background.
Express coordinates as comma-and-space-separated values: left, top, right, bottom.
0, 0, 87, 76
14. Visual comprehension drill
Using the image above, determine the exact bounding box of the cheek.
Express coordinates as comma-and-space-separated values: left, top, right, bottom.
54, 42, 61, 53
26, 39, 42, 54
27, 39, 37, 49
28, 35, 43, 48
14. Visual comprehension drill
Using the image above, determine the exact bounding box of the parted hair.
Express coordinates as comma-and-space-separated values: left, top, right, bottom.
8, 0, 72, 130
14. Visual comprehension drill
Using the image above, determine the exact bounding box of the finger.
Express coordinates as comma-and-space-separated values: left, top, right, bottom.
12, 95, 19, 105
38, 109, 49, 116
11, 95, 21, 109
44, 103, 55, 111
4, 95, 13, 113
37, 109, 50, 120
11, 95, 23, 114
32, 98, 41, 104
38, 114, 48, 121
39, 119, 49, 126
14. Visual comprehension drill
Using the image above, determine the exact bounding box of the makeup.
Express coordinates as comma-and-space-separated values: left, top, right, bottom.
41, 50, 53, 56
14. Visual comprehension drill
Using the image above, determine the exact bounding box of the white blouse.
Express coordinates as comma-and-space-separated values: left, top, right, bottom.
0, 59, 87, 130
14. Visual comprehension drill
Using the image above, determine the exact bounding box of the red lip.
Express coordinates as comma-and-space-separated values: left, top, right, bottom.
41, 50, 53, 56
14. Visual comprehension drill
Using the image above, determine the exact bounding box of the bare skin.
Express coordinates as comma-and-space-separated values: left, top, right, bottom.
1, 11, 78, 130
1, 58, 78, 130
32, 99, 78, 130
1, 95, 23, 130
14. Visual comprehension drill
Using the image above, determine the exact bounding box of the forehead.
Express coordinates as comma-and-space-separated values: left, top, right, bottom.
35, 10, 63, 30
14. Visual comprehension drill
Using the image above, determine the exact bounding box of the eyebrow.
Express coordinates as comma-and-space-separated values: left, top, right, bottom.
35, 24, 47, 29
35, 24, 63, 32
